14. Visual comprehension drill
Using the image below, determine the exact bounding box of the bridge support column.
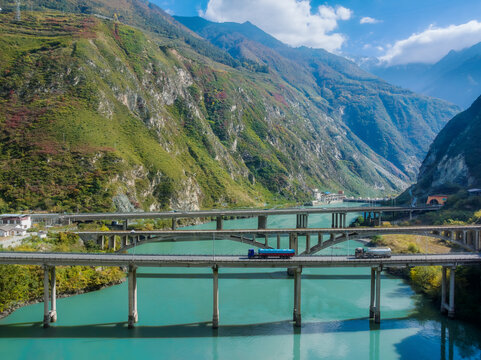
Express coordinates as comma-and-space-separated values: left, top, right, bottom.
212, 266, 219, 329
305, 234, 311, 254
43, 266, 50, 328
122, 236, 127, 248
289, 233, 298, 254
369, 268, 375, 318
128, 265, 138, 328
318, 232, 322, 245
331, 213, 335, 228
335, 213, 339, 228
476, 231, 480, 251
369, 267, 381, 323
43, 266, 56, 327
409, 211, 413, 221
293, 267, 302, 327
440, 266, 456, 318
296, 214, 308, 229
172, 218, 177, 230
50, 266, 57, 323
258, 215, 267, 230
378, 212, 382, 226
463, 231, 467, 245
375, 267, 381, 323
123, 219, 128, 230
100, 235, 105, 249
216, 216, 223, 230
287, 233, 298, 276
277, 234, 281, 249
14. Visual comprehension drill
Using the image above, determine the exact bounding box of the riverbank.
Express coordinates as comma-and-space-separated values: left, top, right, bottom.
0, 274, 125, 320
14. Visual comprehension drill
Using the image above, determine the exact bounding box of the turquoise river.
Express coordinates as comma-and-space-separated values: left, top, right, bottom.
1, 203, 481, 359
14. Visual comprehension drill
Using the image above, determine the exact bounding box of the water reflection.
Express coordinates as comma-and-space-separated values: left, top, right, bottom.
0, 317, 416, 339
369, 322, 380, 360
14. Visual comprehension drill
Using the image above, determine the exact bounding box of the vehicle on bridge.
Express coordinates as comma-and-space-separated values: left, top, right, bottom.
248, 248, 295, 259
355, 247, 392, 259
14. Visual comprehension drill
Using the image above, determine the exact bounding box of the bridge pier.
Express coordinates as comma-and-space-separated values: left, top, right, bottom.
123, 219, 128, 230
212, 266, 219, 329
318, 232, 323, 245
305, 234, 311, 254
277, 234, 281, 249
128, 265, 138, 328
441, 266, 456, 318
172, 218, 177, 230
293, 267, 302, 327
369, 267, 381, 323
43, 266, 57, 328
216, 216, 223, 230
476, 231, 480, 251
296, 214, 308, 229
258, 215, 267, 230
289, 233, 298, 254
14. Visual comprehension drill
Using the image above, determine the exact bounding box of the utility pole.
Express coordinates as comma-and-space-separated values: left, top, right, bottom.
15, 0, 21, 21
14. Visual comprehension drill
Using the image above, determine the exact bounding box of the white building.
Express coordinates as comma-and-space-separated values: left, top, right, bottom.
0, 215, 32, 229
0, 224, 27, 237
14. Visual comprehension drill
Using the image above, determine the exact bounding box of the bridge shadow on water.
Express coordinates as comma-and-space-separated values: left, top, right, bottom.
136, 272, 390, 280
0, 317, 411, 339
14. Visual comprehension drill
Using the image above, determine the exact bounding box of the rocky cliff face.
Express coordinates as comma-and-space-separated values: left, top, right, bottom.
413, 94, 481, 195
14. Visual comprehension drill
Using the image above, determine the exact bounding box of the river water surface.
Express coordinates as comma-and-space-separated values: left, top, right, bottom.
1, 203, 481, 359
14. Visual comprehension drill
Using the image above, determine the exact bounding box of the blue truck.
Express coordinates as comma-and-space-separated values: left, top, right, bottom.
248, 248, 295, 259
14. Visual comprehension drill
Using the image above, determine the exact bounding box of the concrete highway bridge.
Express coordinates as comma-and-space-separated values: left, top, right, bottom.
77, 225, 481, 255
31, 205, 440, 228
0, 250, 479, 329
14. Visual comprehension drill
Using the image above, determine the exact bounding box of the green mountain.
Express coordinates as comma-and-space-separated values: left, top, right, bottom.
0, 1, 459, 212
174, 16, 460, 179
413, 94, 481, 196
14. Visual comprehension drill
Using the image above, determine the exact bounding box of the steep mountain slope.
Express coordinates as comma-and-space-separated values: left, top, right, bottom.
366, 42, 481, 109
0, 10, 408, 212
175, 16, 460, 179
413, 94, 481, 195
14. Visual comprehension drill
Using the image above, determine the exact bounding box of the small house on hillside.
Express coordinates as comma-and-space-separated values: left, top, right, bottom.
0, 215, 32, 229
0, 224, 27, 237
426, 195, 448, 206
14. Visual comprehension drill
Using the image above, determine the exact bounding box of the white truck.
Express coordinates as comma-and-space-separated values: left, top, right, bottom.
355, 247, 392, 259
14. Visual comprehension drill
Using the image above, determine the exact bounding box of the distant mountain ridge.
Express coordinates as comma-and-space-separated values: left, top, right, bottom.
175, 16, 460, 180
365, 42, 481, 109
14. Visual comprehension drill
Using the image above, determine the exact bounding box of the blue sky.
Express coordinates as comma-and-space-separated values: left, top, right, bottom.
153, 0, 481, 65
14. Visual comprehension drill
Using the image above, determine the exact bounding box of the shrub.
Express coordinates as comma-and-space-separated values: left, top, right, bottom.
407, 242, 421, 253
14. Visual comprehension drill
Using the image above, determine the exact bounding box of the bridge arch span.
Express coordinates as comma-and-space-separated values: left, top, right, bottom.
301, 229, 477, 255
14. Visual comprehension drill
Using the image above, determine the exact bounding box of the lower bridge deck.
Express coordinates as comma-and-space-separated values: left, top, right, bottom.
1, 252, 478, 329
0, 252, 480, 267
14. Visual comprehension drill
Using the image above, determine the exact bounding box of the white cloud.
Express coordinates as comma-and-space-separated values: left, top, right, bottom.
200, 0, 352, 52
165, 9, 174, 15
380, 20, 481, 65
360, 17, 380, 25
